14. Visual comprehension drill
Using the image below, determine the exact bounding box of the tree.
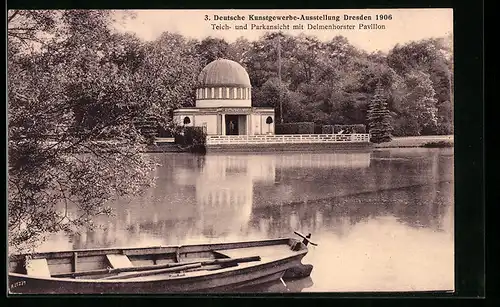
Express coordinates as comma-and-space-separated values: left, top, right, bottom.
392, 71, 439, 135
195, 37, 230, 67
387, 39, 453, 134
367, 82, 393, 143
227, 37, 252, 63
7, 10, 157, 254
137, 33, 201, 112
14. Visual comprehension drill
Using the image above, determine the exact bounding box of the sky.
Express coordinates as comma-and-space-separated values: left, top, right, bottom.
113, 9, 453, 53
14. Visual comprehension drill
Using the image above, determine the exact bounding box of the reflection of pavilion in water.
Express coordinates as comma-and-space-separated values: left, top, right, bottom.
194, 154, 276, 236
194, 152, 372, 237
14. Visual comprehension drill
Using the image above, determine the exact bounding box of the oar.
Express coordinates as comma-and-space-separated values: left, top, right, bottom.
52, 255, 261, 279
294, 231, 318, 246
100, 263, 202, 280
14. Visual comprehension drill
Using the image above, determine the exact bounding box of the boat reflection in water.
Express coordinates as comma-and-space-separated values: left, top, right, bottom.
238, 276, 314, 293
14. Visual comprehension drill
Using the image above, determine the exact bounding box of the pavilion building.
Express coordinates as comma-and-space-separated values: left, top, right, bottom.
173, 59, 275, 136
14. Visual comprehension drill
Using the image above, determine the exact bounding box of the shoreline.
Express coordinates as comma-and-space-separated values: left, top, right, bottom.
144, 135, 454, 153
373, 135, 454, 149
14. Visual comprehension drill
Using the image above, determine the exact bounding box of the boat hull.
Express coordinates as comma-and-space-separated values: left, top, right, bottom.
9, 252, 308, 294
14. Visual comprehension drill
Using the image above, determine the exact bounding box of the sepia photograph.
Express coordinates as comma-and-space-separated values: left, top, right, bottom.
7, 9, 454, 294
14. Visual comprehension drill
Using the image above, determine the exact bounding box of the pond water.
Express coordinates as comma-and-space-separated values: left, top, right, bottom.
40, 147, 454, 292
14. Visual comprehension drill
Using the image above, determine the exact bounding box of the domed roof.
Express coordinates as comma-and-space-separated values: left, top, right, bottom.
198, 59, 251, 88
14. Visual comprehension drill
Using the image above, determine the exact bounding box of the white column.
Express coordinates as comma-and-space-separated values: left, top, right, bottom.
246, 115, 250, 135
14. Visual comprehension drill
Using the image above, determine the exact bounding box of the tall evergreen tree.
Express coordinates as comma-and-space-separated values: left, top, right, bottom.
367, 82, 393, 143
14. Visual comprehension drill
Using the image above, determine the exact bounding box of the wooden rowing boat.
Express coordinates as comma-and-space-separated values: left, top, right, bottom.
8, 232, 317, 294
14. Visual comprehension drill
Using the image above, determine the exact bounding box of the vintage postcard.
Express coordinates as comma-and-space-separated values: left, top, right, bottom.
7, 9, 454, 294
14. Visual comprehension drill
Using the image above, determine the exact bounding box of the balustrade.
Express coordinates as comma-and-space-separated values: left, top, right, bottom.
206, 134, 370, 145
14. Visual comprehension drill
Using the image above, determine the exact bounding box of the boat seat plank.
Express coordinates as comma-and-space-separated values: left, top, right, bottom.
106, 254, 134, 269
26, 258, 51, 277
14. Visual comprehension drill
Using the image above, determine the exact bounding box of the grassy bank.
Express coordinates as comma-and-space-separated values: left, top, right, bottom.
374, 135, 454, 148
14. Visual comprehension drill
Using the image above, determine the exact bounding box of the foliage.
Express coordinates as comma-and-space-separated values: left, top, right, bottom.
322, 125, 334, 134
7, 10, 157, 253
367, 82, 393, 143
333, 124, 367, 134
275, 122, 315, 134
387, 38, 452, 135
174, 126, 207, 146
392, 71, 439, 135
195, 37, 230, 67
421, 141, 453, 148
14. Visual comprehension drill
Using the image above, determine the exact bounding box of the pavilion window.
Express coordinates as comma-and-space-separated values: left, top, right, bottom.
237, 88, 242, 99
232, 88, 237, 99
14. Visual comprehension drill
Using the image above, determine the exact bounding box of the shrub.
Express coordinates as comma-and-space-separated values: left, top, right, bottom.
322, 125, 334, 134
174, 126, 207, 146
392, 118, 420, 136
436, 122, 454, 135
275, 122, 314, 134
333, 124, 366, 134
421, 141, 453, 148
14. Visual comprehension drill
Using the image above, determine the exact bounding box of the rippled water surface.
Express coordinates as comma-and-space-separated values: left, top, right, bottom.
40, 148, 454, 292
